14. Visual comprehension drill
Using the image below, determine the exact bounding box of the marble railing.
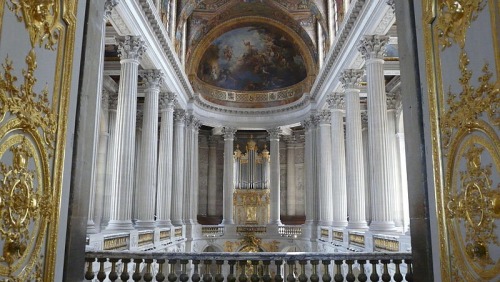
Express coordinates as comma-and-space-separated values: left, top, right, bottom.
84, 251, 413, 282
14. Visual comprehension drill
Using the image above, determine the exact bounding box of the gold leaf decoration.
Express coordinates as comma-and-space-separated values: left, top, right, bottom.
436, 0, 487, 49
440, 50, 500, 150
0, 50, 57, 157
7, 0, 60, 49
447, 144, 498, 266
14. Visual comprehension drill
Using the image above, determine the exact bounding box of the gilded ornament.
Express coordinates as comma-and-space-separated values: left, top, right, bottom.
7, 0, 61, 49
440, 50, 500, 150
435, 0, 487, 49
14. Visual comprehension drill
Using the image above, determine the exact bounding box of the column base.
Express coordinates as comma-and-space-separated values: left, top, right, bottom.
347, 221, 369, 230
369, 220, 396, 232
87, 220, 98, 234
135, 220, 156, 230
171, 219, 184, 226
221, 219, 234, 225
105, 220, 135, 231
332, 221, 349, 228
155, 220, 172, 228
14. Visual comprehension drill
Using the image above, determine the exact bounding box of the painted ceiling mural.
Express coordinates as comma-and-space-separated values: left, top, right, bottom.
196, 24, 307, 91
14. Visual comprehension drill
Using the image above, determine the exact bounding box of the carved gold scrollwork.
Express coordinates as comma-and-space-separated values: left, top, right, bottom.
436, 0, 487, 49
7, 0, 60, 49
440, 50, 500, 150
0, 51, 55, 279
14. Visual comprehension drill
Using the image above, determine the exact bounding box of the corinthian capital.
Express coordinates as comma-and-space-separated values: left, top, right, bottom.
358, 35, 389, 60
173, 109, 186, 123
116, 35, 146, 61
222, 127, 237, 139
159, 92, 176, 109
340, 69, 364, 89
141, 69, 163, 90
267, 127, 282, 139
326, 92, 345, 110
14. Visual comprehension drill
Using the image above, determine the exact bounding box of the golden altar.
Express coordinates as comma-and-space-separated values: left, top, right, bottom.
233, 189, 270, 225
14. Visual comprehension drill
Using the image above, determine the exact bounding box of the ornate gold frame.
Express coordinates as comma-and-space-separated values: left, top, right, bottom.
422, 0, 500, 280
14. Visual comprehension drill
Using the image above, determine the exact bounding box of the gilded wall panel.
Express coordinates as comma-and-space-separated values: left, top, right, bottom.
0, 0, 79, 280
423, 0, 500, 280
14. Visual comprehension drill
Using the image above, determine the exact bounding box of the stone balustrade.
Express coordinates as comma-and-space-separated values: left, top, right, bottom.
84, 251, 413, 282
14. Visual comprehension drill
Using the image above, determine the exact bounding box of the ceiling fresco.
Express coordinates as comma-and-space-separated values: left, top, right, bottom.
196, 24, 307, 91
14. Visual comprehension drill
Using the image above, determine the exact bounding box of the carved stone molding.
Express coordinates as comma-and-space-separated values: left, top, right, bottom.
173, 109, 186, 123
267, 128, 282, 139
222, 127, 237, 139
358, 35, 389, 60
316, 110, 331, 124
105, 0, 119, 17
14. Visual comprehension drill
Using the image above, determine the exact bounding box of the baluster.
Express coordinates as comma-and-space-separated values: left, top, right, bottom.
143, 259, 154, 282
357, 260, 367, 282
381, 260, 390, 282
393, 259, 403, 282
203, 260, 213, 282
215, 260, 224, 282
168, 259, 178, 282
121, 258, 131, 281
192, 260, 201, 282
251, 260, 260, 282
286, 260, 296, 282
369, 260, 379, 282
228, 260, 237, 282
239, 260, 248, 282
310, 260, 319, 282
109, 258, 119, 282
97, 257, 107, 282
262, 260, 271, 282
298, 260, 308, 282
180, 259, 190, 282
156, 259, 166, 282
84, 257, 95, 281
346, 260, 355, 282
405, 259, 413, 282
321, 260, 331, 282
132, 258, 143, 282
333, 260, 343, 282
275, 260, 283, 282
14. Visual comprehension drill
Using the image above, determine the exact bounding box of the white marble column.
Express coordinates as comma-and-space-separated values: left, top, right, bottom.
358, 35, 396, 231
102, 93, 118, 227
133, 109, 143, 222
326, 93, 348, 227
317, 111, 334, 226
361, 111, 371, 223
386, 91, 402, 228
106, 36, 145, 231
183, 114, 194, 224
221, 127, 236, 225
191, 120, 201, 224
340, 69, 368, 230
396, 111, 410, 232
135, 70, 163, 229
207, 136, 218, 217
171, 109, 185, 226
268, 128, 282, 225
302, 117, 318, 225
285, 137, 296, 216
156, 92, 176, 227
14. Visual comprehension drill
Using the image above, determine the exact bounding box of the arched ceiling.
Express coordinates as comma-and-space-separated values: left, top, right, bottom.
176, 0, 328, 108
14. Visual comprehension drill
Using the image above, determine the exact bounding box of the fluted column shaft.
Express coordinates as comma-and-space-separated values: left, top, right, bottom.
156, 93, 176, 227
341, 69, 368, 229
387, 93, 401, 227
107, 36, 145, 231
191, 123, 200, 223
207, 136, 218, 216
183, 114, 194, 224
102, 95, 118, 226
302, 118, 318, 224
268, 128, 282, 225
327, 93, 348, 227
359, 35, 395, 231
222, 127, 236, 224
317, 112, 334, 226
171, 110, 185, 225
133, 110, 143, 222
285, 139, 296, 216
136, 70, 163, 229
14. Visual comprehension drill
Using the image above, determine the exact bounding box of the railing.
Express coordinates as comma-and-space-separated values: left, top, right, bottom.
202, 226, 225, 237
84, 251, 413, 282
278, 226, 302, 237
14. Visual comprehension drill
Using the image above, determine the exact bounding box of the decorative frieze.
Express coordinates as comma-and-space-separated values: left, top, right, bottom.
374, 237, 400, 252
